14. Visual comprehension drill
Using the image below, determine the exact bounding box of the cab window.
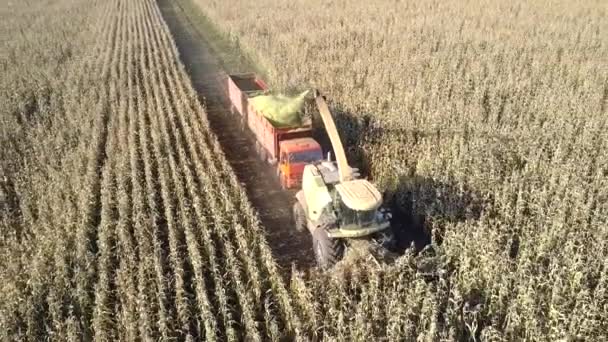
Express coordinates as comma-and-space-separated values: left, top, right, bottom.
335, 192, 375, 228
288, 149, 323, 164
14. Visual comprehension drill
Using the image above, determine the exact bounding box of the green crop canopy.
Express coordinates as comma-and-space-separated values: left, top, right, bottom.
250, 90, 309, 127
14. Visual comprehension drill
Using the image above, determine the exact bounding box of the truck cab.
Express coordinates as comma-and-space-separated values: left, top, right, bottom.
278, 138, 323, 189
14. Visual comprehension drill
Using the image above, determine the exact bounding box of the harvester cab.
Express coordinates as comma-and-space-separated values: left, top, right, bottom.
293, 90, 393, 268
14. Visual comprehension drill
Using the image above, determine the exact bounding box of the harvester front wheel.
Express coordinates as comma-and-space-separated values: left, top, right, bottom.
313, 225, 344, 269
293, 202, 306, 232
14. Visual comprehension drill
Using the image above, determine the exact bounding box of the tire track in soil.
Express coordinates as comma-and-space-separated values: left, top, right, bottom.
157, 0, 315, 270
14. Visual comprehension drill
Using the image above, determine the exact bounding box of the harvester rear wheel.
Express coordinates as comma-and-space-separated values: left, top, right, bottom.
293, 202, 306, 232
313, 225, 344, 269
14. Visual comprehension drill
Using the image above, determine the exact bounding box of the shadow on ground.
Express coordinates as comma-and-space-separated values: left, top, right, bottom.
315, 103, 488, 257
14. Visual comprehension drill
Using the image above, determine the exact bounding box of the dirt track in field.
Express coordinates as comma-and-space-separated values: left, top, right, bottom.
157, 0, 315, 270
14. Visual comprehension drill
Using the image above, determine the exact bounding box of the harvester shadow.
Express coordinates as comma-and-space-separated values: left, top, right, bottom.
385, 174, 485, 254
310, 102, 486, 259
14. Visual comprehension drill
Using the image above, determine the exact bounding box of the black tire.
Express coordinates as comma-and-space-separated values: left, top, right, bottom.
293, 202, 306, 233
312, 226, 344, 269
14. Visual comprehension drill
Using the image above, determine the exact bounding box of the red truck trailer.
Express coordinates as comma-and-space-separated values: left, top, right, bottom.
227, 73, 323, 189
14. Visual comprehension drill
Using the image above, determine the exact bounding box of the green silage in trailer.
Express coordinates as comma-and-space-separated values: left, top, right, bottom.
250, 90, 309, 127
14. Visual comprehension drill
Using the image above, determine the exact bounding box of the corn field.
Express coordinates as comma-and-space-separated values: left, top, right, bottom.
1, 0, 607, 340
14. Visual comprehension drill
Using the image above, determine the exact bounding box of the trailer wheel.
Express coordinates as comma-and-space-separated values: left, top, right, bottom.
312, 225, 344, 269
259, 147, 267, 163
278, 171, 285, 189
254, 141, 263, 160
293, 202, 306, 233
